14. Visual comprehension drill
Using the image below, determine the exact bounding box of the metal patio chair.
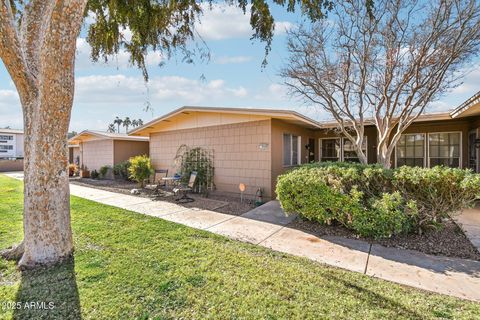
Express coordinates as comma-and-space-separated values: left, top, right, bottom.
173, 171, 197, 203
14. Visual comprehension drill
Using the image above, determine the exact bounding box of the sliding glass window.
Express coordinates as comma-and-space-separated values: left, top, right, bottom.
428, 132, 461, 168
283, 134, 301, 166
320, 138, 341, 162
396, 134, 425, 167
343, 138, 367, 163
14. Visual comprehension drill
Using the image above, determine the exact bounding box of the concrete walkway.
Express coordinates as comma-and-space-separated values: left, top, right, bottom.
3, 172, 480, 302
455, 208, 480, 251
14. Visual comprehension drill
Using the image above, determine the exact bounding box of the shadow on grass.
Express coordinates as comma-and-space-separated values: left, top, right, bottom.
326, 273, 426, 319
13, 257, 81, 320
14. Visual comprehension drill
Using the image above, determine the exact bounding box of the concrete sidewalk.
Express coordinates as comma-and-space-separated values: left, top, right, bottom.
455, 208, 480, 251
3, 172, 480, 302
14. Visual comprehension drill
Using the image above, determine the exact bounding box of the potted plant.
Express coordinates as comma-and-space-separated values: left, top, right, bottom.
80, 165, 90, 178
68, 163, 78, 177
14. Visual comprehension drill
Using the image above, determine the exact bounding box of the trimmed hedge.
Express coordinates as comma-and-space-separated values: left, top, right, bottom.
276, 162, 480, 239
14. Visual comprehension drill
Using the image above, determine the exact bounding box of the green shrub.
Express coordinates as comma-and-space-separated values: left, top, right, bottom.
99, 165, 111, 179
276, 166, 364, 225
128, 155, 154, 187
276, 162, 480, 238
350, 192, 417, 238
393, 166, 480, 227
90, 170, 99, 179
113, 161, 130, 180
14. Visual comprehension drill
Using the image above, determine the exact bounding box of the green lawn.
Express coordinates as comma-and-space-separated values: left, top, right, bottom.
0, 175, 479, 319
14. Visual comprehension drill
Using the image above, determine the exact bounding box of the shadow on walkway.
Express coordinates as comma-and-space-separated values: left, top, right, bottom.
13, 257, 81, 320
324, 235, 480, 277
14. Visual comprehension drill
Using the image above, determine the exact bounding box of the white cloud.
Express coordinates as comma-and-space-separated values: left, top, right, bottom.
275, 21, 295, 33
68, 74, 254, 130
195, 4, 292, 41
428, 63, 480, 112
215, 55, 253, 65
268, 83, 286, 96
0, 89, 22, 129
450, 66, 480, 95
254, 83, 288, 101
74, 74, 249, 106
75, 37, 163, 71
0, 73, 255, 131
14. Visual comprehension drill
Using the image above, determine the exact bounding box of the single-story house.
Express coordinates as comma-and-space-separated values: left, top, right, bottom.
129, 91, 480, 200
68, 130, 149, 173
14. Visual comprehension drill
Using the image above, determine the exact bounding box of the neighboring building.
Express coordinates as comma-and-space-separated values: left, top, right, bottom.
68, 130, 149, 173
0, 128, 24, 159
129, 91, 480, 200
0, 128, 24, 172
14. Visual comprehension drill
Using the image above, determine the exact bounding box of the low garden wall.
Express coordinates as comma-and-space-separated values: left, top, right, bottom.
276, 162, 480, 239
0, 159, 24, 172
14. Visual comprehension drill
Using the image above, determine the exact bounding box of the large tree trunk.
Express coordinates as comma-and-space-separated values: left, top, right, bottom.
0, 0, 88, 268
20, 96, 73, 268
377, 144, 392, 169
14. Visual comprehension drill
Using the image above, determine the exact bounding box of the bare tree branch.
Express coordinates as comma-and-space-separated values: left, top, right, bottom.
0, 0, 34, 101
282, 0, 480, 168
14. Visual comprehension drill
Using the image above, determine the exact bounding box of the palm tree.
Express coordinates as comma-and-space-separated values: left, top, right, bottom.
131, 119, 138, 128
113, 117, 123, 133
123, 117, 132, 132
137, 119, 144, 126
107, 123, 116, 133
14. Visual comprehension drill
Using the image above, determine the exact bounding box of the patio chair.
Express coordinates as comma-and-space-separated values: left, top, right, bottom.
145, 169, 168, 196
173, 171, 197, 203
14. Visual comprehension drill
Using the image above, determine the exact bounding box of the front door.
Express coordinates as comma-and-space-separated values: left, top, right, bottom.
468, 130, 478, 172
308, 138, 315, 163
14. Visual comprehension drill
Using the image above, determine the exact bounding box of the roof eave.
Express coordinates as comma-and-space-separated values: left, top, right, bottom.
450, 90, 480, 118
129, 106, 322, 135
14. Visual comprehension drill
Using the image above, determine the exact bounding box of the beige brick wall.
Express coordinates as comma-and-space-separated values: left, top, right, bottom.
80, 139, 114, 172
150, 120, 272, 198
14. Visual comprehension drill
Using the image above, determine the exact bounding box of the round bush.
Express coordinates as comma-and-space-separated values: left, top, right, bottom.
128, 155, 154, 187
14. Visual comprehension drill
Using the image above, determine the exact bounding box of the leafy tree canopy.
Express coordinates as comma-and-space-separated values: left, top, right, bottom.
7, 0, 332, 80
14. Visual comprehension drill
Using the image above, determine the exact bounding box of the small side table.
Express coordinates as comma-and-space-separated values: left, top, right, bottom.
161, 176, 181, 190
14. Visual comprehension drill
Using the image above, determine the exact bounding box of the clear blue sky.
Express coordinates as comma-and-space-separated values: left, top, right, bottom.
0, 3, 478, 133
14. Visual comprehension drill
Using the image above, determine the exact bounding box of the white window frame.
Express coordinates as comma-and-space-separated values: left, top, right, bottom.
394, 133, 427, 168
319, 137, 367, 162
282, 133, 302, 167
319, 137, 341, 162
427, 131, 462, 169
